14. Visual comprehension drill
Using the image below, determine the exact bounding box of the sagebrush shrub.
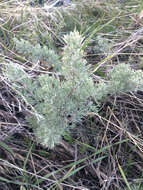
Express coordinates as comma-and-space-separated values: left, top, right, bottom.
4, 31, 143, 148
13, 38, 61, 71
108, 64, 143, 93
94, 64, 143, 102
5, 31, 97, 148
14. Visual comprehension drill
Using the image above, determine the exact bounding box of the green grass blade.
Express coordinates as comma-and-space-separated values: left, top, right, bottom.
0, 176, 43, 190
0, 140, 14, 157
64, 155, 106, 180
23, 143, 33, 171
118, 162, 132, 190
81, 13, 120, 50
36, 145, 111, 184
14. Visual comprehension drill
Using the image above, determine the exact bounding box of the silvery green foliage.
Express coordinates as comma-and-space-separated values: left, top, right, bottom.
108, 64, 143, 93
95, 63, 143, 101
4, 32, 143, 148
5, 31, 97, 148
5, 64, 67, 147
62, 31, 96, 102
13, 38, 61, 71
94, 81, 108, 101
93, 35, 112, 55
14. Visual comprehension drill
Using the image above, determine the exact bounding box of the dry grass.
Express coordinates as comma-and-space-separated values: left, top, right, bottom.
0, 0, 143, 190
